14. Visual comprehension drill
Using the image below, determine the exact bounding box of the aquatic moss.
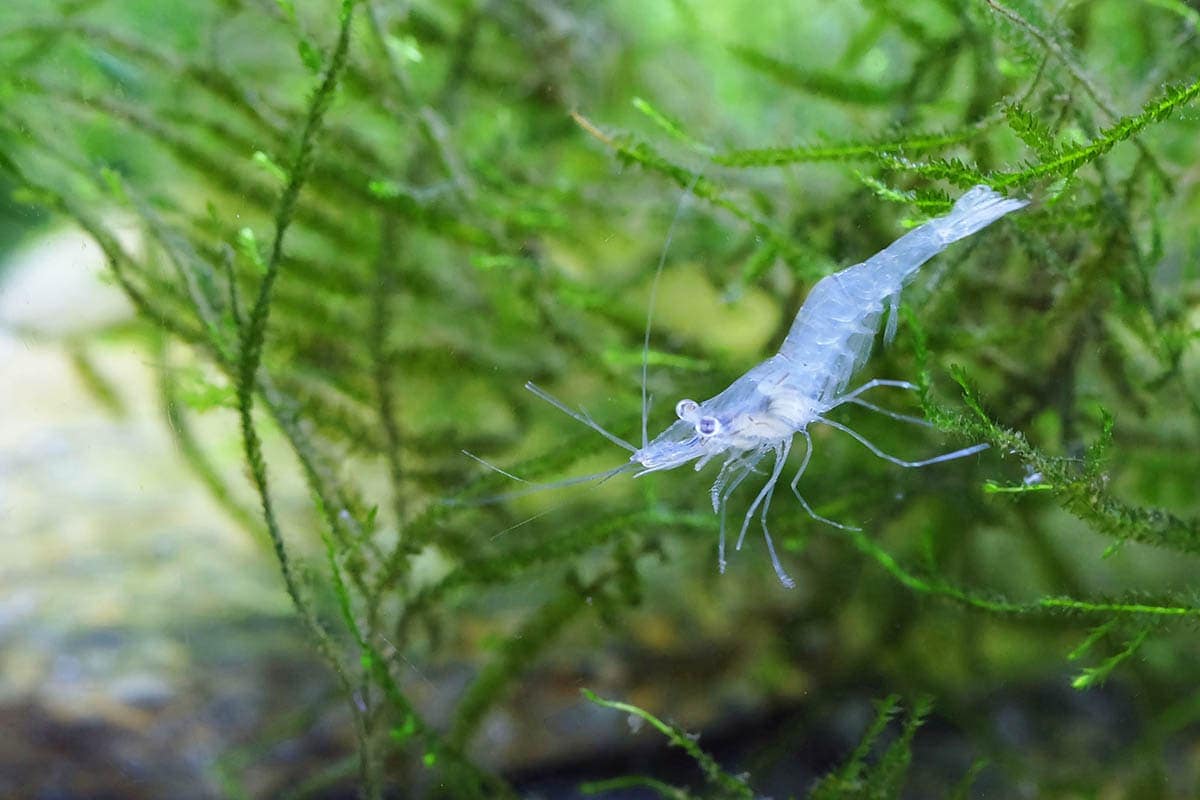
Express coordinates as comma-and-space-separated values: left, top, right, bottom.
3, 0, 1200, 795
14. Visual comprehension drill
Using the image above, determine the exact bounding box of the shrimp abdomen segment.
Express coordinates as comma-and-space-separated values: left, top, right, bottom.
778, 186, 1026, 401
870, 185, 1029, 287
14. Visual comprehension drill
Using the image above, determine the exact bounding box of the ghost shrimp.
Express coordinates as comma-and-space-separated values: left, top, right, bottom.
488, 185, 1027, 587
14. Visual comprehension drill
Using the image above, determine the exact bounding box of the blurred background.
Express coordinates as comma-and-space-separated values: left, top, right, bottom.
2, 0, 1200, 797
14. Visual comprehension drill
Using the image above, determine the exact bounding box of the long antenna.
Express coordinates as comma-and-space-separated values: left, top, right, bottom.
451, 458, 638, 506
525, 382, 637, 452
642, 174, 701, 448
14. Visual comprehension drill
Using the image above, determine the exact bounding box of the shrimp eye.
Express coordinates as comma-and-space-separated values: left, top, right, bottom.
675, 399, 699, 421
697, 416, 720, 437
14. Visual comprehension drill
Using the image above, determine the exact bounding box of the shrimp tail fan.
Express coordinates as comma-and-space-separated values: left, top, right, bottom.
936, 185, 1028, 244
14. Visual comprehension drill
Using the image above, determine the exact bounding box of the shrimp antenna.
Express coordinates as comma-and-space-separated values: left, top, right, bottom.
524, 382, 637, 452
452, 452, 637, 506
642, 174, 701, 448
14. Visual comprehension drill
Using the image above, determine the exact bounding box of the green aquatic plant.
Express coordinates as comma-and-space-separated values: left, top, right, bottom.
580, 691, 942, 800
3, 0, 1200, 796
580, 688, 755, 799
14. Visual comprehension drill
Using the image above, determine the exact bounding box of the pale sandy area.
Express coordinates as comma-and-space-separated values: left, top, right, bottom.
0, 227, 315, 796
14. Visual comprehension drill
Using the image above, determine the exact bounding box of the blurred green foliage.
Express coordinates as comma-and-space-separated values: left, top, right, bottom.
3, 0, 1200, 796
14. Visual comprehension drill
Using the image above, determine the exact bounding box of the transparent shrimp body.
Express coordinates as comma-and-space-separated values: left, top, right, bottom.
630, 185, 1028, 587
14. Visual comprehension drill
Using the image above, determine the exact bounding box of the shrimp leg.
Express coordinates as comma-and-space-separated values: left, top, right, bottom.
757, 448, 796, 588
712, 453, 762, 573
841, 398, 934, 428
790, 430, 861, 531
734, 441, 796, 588
819, 418, 989, 467
840, 378, 918, 400
711, 453, 760, 512
833, 378, 932, 427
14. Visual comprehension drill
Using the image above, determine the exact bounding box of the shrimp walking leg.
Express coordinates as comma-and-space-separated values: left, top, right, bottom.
734, 442, 796, 588
790, 431, 861, 531
840, 378, 919, 401
736, 442, 790, 552
711, 453, 763, 513
819, 418, 989, 467
835, 378, 931, 427
843, 398, 935, 428
759, 471, 795, 589
713, 454, 762, 573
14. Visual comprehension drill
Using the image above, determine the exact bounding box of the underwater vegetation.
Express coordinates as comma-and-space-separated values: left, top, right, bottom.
3, 0, 1200, 796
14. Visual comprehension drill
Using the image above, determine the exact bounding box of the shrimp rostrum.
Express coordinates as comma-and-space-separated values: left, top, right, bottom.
512, 186, 1027, 588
